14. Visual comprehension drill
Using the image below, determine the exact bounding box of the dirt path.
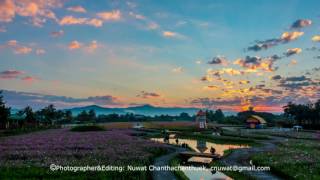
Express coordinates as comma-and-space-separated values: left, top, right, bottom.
152, 147, 186, 180
221, 137, 286, 180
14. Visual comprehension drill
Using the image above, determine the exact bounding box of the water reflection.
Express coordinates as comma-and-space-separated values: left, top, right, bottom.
151, 137, 249, 180
180, 166, 232, 180
151, 138, 249, 156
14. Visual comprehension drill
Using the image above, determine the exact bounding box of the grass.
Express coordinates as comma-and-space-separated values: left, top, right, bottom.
169, 156, 190, 180
221, 130, 270, 140
0, 126, 53, 137
0, 166, 151, 180
251, 139, 320, 179
70, 125, 105, 132
210, 161, 256, 180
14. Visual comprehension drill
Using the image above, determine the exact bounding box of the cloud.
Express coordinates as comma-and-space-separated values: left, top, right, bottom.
14, 46, 32, 54
203, 68, 246, 82
129, 12, 145, 20
85, 40, 99, 52
190, 97, 242, 108
276, 75, 319, 90
203, 85, 218, 90
0, 70, 24, 79
147, 22, 159, 30
281, 75, 310, 82
289, 59, 297, 65
271, 75, 282, 80
96, 10, 121, 21
68, 40, 101, 52
162, 31, 185, 39
172, 67, 183, 73
35, 48, 45, 55
311, 35, 320, 42
0, 0, 62, 26
68, 40, 82, 50
291, 19, 312, 29
59, 16, 103, 27
239, 80, 250, 85
1, 89, 121, 109
137, 91, 161, 98
163, 31, 176, 37
50, 30, 64, 37
234, 56, 278, 72
248, 31, 304, 51
5, 40, 32, 54
281, 31, 304, 42
67, 6, 86, 13
285, 48, 302, 57
208, 56, 228, 66
21, 76, 39, 83
0, 0, 15, 22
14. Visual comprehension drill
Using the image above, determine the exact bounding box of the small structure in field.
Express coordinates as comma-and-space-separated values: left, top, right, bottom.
196, 110, 207, 129
133, 122, 143, 129
196, 140, 208, 153
246, 115, 266, 129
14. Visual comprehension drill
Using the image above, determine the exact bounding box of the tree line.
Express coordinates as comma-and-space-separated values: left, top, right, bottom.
284, 100, 320, 129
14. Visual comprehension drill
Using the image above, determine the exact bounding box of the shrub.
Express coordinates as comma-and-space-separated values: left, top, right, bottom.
70, 125, 105, 132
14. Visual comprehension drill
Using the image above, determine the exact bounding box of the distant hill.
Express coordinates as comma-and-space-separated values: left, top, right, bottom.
67, 104, 201, 116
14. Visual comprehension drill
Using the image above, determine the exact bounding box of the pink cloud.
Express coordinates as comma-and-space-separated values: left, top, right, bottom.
21, 76, 39, 83
68, 40, 82, 50
6, 40, 33, 54
96, 10, 121, 21
0, 69, 24, 79
0, 0, 62, 27
59, 15, 103, 27
85, 40, 99, 52
67, 6, 86, 13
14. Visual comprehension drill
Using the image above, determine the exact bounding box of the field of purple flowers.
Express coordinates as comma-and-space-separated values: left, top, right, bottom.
0, 128, 168, 179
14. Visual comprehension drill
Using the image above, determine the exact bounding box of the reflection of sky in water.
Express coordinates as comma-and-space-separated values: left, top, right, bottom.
180, 166, 233, 180
150, 138, 247, 180
151, 138, 249, 155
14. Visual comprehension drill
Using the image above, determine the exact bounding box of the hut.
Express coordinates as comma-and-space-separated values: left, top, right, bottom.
196, 110, 207, 129
246, 115, 266, 129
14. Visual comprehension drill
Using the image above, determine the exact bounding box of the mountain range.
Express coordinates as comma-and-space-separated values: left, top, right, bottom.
67, 104, 202, 116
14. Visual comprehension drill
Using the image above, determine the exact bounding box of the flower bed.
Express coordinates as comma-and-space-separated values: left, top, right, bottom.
0, 128, 168, 179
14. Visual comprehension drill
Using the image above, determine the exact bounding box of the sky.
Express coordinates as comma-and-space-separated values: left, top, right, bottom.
0, 0, 320, 112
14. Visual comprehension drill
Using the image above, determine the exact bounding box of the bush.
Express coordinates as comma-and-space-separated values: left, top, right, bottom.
70, 125, 105, 132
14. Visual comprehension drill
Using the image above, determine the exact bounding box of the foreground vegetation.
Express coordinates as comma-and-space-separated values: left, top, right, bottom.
252, 139, 320, 179
0, 128, 169, 179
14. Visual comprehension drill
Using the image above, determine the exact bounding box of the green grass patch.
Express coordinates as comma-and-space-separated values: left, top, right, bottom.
169, 156, 190, 180
210, 161, 256, 180
70, 125, 106, 132
221, 131, 270, 140
0, 126, 53, 137
251, 139, 320, 180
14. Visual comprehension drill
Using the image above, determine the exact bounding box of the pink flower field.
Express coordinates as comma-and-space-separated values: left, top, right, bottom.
0, 128, 168, 167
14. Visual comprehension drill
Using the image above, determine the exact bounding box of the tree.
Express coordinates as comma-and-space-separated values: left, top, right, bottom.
214, 109, 225, 122
88, 109, 96, 120
77, 110, 89, 122
65, 110, 73, 123
20, 106, 36, 124
283, 100, 320, 129
179, 112, 190, 120
39, 104, 57, 125
0, 91, 11, 129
